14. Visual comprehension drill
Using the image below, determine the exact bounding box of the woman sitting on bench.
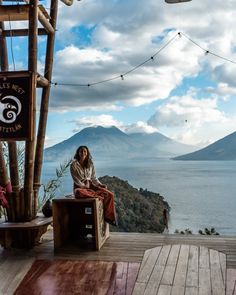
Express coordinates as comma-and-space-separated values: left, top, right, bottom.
70, 146, 117, 226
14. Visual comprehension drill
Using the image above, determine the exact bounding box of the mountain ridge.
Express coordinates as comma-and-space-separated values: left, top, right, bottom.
173, 131, 236, 161
44, 126, 196, 161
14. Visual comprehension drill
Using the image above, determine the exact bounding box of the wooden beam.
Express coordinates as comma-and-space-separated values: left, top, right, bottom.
60, 0, 73, 5
0, 5, 30, 22
36, 73, 49, 87
0, 5, 54, 34
38, 9, 54, 34
2, 28, 47, 37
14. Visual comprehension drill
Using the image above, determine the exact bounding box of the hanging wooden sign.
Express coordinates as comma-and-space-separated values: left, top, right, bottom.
0, 71, 35, 141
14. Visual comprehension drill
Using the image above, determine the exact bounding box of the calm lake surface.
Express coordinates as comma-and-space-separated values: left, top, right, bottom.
41, 159, 236, 235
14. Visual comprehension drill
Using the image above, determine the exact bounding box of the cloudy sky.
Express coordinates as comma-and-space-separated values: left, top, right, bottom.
9, 0, 236, 147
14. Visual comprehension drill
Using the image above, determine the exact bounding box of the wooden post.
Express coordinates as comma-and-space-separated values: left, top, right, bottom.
33, 0, 59, 216
24, 0, 38, 220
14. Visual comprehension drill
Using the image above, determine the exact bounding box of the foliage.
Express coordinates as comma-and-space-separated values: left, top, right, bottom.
3, 142, 25, 187
99, 175, 170, 233
0, 207, 3, 219
174, 228, 193, 235
174, 227, 220, 235
2, 142, 72, 213
198, 227, 219, 235
38, 159, 72, 211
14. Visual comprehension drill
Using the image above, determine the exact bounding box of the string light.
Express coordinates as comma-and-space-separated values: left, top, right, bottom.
51, 32, 236, 88
181, 32, 236, 64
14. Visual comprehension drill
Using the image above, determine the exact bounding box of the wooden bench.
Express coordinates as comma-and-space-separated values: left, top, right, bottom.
132, 244, 226, 295
0, 214, 52, 249
52, 196, 109, 251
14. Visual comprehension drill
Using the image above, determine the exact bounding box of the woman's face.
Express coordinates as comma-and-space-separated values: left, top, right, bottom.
79, 147, 88, 161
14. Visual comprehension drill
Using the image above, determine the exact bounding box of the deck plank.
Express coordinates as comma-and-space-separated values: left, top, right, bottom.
114, 262, 128, 295
186, 245, 198, 288
226, 269, 236, 295
126, 263, 140, 295
135, 246, 161, 284
210, 249, 226, 295
161, 244, 180, 285
143, 245, 171, 295
157, 285, 172, 295
185, 286, 198, 295
173, 244, 189, 287
199, 268, 211, 295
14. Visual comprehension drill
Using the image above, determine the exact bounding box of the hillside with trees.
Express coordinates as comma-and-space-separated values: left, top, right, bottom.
99, 176, 170, 233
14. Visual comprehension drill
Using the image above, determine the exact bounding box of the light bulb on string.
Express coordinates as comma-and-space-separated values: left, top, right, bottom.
165, 0, 192, 4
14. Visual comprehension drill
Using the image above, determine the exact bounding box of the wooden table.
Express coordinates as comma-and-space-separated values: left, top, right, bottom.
132, 244, 226, 295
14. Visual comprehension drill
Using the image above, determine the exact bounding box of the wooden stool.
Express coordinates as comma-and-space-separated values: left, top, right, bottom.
52, 197, 109, 251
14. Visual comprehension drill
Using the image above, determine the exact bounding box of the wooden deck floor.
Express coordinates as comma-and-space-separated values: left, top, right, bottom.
35, 230, 236, 268
0, 230, 236, 294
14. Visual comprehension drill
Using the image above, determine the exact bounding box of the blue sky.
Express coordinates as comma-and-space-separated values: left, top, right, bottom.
6, 0, 236, 148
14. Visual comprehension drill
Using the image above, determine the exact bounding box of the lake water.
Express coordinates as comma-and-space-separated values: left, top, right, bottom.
41, 158, 236, 235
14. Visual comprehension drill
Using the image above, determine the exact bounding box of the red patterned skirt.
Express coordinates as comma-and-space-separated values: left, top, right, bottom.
74, 187, 116, 224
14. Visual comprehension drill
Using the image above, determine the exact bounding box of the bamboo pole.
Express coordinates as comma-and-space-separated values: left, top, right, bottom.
0, 24, 9, 194
33, 0, 59, 216
0, 21, 21, 221
24, 0, 38, 220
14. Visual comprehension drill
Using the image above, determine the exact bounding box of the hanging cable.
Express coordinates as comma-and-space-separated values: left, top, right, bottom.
51, 31, 236, 87
51, 32, 179, 87
181, 32, 236, 64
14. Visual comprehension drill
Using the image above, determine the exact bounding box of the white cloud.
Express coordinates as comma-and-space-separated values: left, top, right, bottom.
47, 0, 236, 112
206, 83, 236, 100
148, 92, 236, 146
70, 115, 158, 135
124, 121, 158, 134
70, 114, 123, 132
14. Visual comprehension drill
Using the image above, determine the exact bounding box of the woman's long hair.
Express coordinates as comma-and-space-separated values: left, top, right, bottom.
74, 146, 93, 168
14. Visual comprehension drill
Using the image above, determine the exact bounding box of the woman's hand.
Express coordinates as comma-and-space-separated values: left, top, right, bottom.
84, 179, 90, 188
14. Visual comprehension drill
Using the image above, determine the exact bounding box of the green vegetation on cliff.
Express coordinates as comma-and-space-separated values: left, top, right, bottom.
99, 176, 170, 233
